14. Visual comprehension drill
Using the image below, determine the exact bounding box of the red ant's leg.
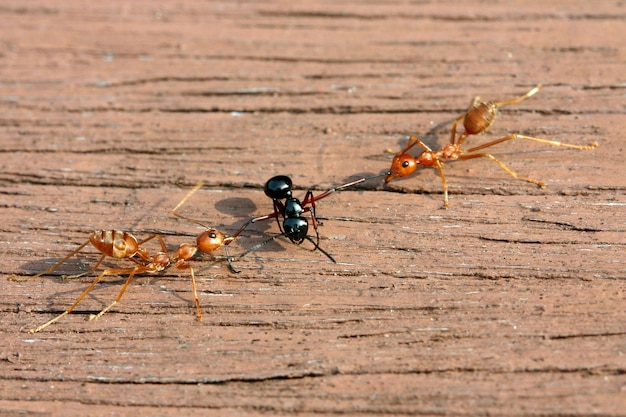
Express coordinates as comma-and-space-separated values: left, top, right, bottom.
11, 239, 93, 282
173, 262, 202, 321
432, 160, 450, 209
28, 265, 142, 333
63, 253, 108, 280
89, 265, 149, 321
450, 113, 465, 145
464, 134, 598, 154
457, 152, 546, 188
493, 85, 542, 107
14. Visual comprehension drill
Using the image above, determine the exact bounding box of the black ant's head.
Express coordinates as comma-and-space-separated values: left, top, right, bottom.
264, 175, 293, 200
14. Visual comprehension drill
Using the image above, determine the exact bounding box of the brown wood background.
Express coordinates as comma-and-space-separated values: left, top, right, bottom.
1, 1, 625, 415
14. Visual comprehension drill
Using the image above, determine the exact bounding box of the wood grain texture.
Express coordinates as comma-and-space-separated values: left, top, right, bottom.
1, 1, 624, 415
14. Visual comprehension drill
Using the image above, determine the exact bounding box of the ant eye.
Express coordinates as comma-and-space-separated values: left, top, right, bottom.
402, 161, 410, 168
209, 232, 217, 239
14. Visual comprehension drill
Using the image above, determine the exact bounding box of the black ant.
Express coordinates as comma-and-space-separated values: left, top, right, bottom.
234, 174, 382, 263
385, 85, 599, 208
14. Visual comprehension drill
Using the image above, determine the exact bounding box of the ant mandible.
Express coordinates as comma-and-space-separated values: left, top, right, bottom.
385, 85, 599, 208
234, 174, 382, 263
11, 230, 174, 333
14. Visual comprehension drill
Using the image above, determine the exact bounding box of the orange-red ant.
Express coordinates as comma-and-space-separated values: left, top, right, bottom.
234, 174, 382, 262
12, 184, 238, 333
385, 85, 599, 208
11, 230, 174, 333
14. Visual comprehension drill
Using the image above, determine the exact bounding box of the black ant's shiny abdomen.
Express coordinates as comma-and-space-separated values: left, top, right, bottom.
283, 217, 308, 243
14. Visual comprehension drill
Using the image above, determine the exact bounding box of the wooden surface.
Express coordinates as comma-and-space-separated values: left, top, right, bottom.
1, 1, 625, 415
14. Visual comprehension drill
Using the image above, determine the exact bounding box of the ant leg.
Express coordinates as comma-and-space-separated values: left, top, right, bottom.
187, 265, 202, 321
303, 174, 385, 204
457, 152, 546, 188
401, 135, 432, 154
154, 234, 169, 253
431, 160, 450, 209
27, 266, 131, 333
455, 132, 471, 148
273, 200, 285, 233
223, 244, 239, 274
11, 239, 93, 282
238, 233, 336, 264
304, 236, 336, 264
136, 234, 159, 246
494, 84, 542, 107
230, 218, 254, 240
238, 233, 284, 259
231, 207, 283, 240
89, 266, 147, 321
131, 237, 161, 265
304, 190, 321, 247
386, 135, 432, 155
233, 201, 284, 239
173, 263, 202, 321
63, 253, 108, 280
450, 113, 466, 145
464, 134, 599, 154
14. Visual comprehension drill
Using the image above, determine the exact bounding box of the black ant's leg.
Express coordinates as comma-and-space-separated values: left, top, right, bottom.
304, 236, 336, 264
273, 199, 285, 234
238, 233, 285, 259
306, 174, 385, 204
238, 232, 336, 265
304, 190, 321, 247
223, 244, 239, 274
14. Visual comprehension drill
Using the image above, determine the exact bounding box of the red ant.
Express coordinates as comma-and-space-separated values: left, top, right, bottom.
11, 230, 173, 333
233, 174, 382, 262
12, 184, 238, 333
385, 85, 599, 208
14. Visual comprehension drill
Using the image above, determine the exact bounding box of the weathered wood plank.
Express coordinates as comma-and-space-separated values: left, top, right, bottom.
1, 0, 624, 415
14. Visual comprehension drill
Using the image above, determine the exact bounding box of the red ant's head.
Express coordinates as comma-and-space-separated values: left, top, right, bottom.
197, 229, 227, 252
385, 153, 418, 183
